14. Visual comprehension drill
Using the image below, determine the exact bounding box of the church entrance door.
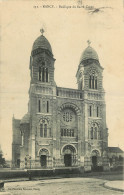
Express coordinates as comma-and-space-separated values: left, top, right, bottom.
64, 154, 72, 167
92, 156, 97, 169
91, 150, 100, 171
40, 155, 47, 168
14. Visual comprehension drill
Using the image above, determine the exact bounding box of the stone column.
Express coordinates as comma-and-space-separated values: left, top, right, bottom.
55, 113, 61, 167
31, 134, 35, 168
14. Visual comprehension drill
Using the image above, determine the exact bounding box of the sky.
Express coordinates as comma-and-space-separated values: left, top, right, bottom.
0, 0, 124, 160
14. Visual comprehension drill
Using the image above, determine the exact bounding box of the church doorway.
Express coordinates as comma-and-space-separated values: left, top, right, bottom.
62, 145, 77, 167
40, 155, 47, 167
64, 154, 72, 167
91, 150, 100, 171
39, 148, 49, 168
92, 156, 97, 168
17, 159, 20, 168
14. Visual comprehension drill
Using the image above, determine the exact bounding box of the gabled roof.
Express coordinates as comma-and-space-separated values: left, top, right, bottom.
108, 147, 124, 153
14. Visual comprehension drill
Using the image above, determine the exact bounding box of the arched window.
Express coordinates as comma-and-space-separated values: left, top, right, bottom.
40, 123, 47, 138
38, 65, 49, 83
89, 123, 100, 140
39, 117, 51, 138
61, 108, 76, 138
89, 75, 97, 89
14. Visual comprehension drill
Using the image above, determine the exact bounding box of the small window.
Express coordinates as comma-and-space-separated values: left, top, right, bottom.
95, 78, 97, 89
47, 101, 49, 113
40, 124, 43, 137
39, 67, 41, 81
92, 76, 94, 89
89, 76, 91, 89
90, 106, 92, 117
97, 107, 99, 117
42, 67, 45, 82
91, 127, 93, 139
38, 100, 41, 112
46, 68, 48, 82
49, 128, 52, 137
44, 124, 47, 137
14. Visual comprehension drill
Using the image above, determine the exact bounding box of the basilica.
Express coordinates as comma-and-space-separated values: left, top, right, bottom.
12, 29, 109, 171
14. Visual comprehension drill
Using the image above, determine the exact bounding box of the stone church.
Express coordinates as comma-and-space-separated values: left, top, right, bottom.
12, 29, 109, 171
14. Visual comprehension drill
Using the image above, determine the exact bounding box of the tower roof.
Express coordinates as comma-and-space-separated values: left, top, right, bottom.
32, 32, 53, 54
80, 45, 99, 64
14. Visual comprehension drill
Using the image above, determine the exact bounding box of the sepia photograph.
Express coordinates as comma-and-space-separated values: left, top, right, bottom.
0, 0, 124, 194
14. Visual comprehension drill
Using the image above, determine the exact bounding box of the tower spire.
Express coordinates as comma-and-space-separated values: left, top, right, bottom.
87, 40, 91, 46
40, 28, 45, 36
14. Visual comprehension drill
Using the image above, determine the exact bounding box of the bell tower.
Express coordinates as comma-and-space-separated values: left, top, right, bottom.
76, 40, 104, 91
76, 41, 108, 171
29, 28, 56, 86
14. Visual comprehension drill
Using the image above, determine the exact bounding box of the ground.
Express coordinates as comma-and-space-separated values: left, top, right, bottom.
3, 174, 123, 195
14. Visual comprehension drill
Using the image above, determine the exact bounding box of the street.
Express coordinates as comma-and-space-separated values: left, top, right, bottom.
4, 177, 123, 195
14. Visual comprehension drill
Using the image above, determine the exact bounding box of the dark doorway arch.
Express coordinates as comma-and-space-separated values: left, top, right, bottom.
91, 150, 100, 171
64, 154, 72, 167
62, 145, 77, 167
40, 155, 47, 167
39, 148, 49, 168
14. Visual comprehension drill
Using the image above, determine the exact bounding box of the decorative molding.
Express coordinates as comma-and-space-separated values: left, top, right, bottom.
58, 102, 81, 116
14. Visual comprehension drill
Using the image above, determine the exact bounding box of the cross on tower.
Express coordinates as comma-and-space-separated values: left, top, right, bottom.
87, 40, 91, 46
40, 28, 45, 35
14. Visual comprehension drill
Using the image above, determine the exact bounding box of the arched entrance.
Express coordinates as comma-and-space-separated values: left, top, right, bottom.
62, 145, 76, 167
91, 150, 100, 171
39, 148, 49, 168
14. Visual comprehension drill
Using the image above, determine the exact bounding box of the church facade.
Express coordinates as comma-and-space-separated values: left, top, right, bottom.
12, 29, 109, 171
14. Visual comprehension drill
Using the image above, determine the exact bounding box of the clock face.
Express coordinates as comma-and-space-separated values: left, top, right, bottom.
61, 109, 75, 125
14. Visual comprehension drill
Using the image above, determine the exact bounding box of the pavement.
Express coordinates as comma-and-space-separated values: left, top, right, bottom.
0, 177, 124, 194
104, 180, 124, 192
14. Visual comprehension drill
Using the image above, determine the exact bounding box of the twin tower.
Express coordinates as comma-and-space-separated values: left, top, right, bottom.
12, 29, 109, 171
